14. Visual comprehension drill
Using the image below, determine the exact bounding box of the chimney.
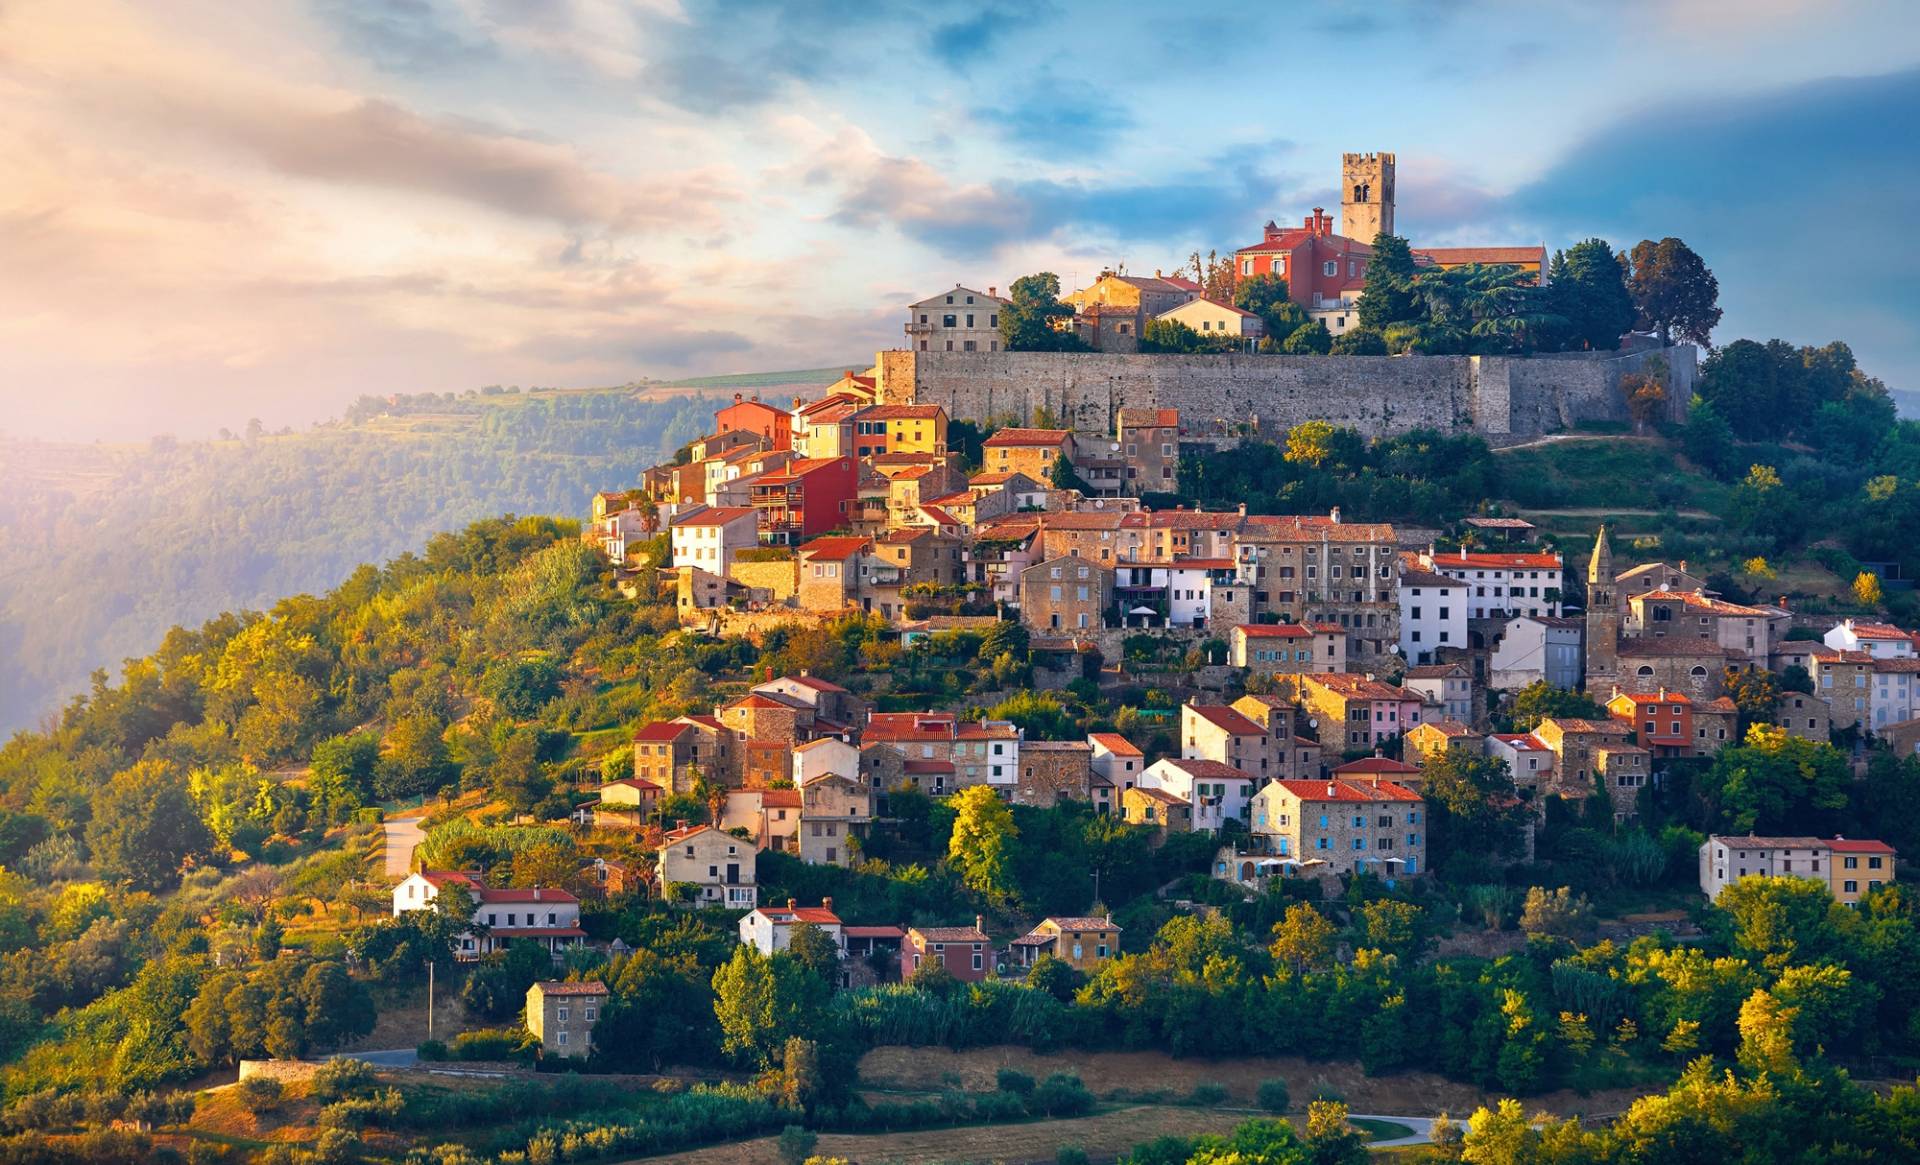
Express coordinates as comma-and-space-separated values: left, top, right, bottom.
675, 818, 689, 831
734, 392, 743, 404
975, 914, 987, 934
989, 286, 997, 297
1237, 503, 1248, 517
823, 896, 834, 912
1329, 506, 1341, 524
788, 897, 798, 909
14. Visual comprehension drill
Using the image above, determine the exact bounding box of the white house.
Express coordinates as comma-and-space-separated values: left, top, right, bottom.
1420, 549, 1564, 620
1485, 733, 1555, 790
1871, 658, 1920, 730
738, 899, 843, 956
1827, 619, 1916, 659
906, 285, 1006, 353
1397, 562, 1467, 665
794, 737, 861, 786
1137, 757, 1258, 832
1403, 663, 1472, 723
391, 871, 585, 959
658, 823, 758, 908
670, 506, 761, 575
1489, 616, 1585, 691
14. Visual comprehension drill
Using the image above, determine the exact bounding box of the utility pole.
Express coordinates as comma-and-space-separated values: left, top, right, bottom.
1091, 869, 1101, 908
426, 960, 435, 1041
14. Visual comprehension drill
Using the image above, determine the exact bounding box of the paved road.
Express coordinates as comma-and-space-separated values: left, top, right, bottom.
1348, 1114, 1436, 1147
383, 811, 426, 879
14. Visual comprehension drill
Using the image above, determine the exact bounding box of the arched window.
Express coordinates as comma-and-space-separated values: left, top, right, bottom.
1690, 666, 1708, 679
1637, 665, 1655, 679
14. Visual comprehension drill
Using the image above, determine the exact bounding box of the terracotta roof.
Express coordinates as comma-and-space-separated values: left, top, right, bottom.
1416, 719, 1476, 736
1042, 916, 1120, 932
856, 404, 945, 420
1637, 590, 1781, 617
601, 777, 662, 792
1241, 514, 1394, 542
475, 886, 579, 904
1186, 704, 1265, 736
1160, 758, 1255, 780
1463, 517, 1536, 530
843, 925, 906, 939
760, 789, 802, 808
1873, 658, 1920, 673
680, 714, 725, 731
1303, 673, 1419, 701
1489, 732, 1549, 750
1537, 717, 1632, 735
1163, 297, 1258, 319
1609, 690, 1694, 706
671, 506, 759, 528
798, 535, 872, 562
755, 903, 840, 925
1404, 663, 1468, 679
1826, 837, 1897, 854
1336, 756, 1419, 775
633, 721, 694, 742
1022, 740, 1091, 753
1701, 697, 1740, 712
534, 980, 608, 996
912, 925, 988, 943
1236, 623, 1320, 639
1398, 567, 1461, 589
1713, 835, 1834, 850
1269, 778, 1422, 803
1088, 732, 1143, 755
1117, 407, 1180, 427
420, 870, 483, 891
983, 427, 1071, 447
1129, 787, 1189, 806
1429, 551, 1563, 571
663, 823, 721, 842
726, 693, 794, 711
1411, 246, 1547, 267
1810, 646, 1875, 663
919, 505, 961, 527
1844, 621, 1915, 640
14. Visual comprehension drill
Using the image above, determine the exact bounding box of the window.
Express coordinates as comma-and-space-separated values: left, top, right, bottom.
1323, 260, 1338, 277
557, 1030, 569, 1046
558, 1007, 570, 1023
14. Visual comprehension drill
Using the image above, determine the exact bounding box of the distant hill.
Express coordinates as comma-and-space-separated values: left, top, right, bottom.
0, 386, 726, 733
659, 364, 866, 392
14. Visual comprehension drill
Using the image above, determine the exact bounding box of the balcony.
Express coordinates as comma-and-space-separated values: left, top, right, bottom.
904, 322, 934, 336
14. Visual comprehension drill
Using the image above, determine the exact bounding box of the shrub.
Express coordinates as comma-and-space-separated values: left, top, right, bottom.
416, 1039, 447, 1061
446, 1028, 538, 1062
1058, 1148, 1091, 1165
1256, 1078, 1291, 1113
235, 1077, 283, 1114
311, 1057, 377, 1102
1033, 1073, 1094, 1117
996, 1068, 1036, 1095
778, 1125, 817, 1165
1188, 1082, 1228, 1107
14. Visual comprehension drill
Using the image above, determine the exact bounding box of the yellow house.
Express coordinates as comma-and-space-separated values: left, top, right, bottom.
1828, 838, 1896, 903
1154, 298, 1265, 341
851, 404, 948, 457
1012, 915, 1122, 972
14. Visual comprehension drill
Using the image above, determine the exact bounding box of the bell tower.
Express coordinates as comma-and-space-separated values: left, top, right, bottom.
1584, 525, 1619, 692
1341, 152, 1395, 243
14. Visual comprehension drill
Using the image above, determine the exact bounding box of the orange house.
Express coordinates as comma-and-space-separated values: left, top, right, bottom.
1606, 688, 1694, 758
716, 394, 792, 450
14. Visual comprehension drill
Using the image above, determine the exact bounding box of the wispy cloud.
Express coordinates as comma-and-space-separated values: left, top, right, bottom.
973, 74, 1135, 158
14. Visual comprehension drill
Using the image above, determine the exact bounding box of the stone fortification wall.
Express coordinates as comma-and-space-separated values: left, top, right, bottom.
878, 344, 1695, 442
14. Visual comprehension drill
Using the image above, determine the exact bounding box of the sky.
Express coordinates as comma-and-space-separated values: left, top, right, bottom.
2, 0, 1917, 443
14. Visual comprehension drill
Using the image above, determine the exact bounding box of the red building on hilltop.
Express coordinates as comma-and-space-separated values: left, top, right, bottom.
716, 394, 792, 451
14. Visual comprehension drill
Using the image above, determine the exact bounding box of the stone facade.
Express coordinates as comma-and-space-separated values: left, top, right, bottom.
525, 981, 607, 1060
1015, 740, 1094, 807
874, 345, 1694, 444
1019, 556, 1114, 633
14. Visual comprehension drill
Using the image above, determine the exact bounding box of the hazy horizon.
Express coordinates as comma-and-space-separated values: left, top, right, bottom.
3, 0, 1918, 444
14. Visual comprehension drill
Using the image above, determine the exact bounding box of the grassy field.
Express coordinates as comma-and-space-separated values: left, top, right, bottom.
1494, 436, 1731, 515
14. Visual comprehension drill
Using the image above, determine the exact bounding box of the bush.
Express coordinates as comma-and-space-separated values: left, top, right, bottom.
1033, 1073, 1094, 1117
996, 1068, 1036, 1095
1058, 1148, 1091, 1165
235, 1077, 283, 1114
1188, 1082, 1228, 1107
416, 1039, 447, 1061
778, 1125, 817, 1165
311, 1057, 377, 1102
1256, 1078, 1291, 1113
445, 1027, 538, 1062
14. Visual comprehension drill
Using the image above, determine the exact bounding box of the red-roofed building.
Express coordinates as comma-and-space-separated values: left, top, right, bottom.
1281, 673, 1425, 750
981, 428, 1073, 480
1230, 622, 1347, 675
1233, 208, 1375, 328
1247, 777, 1426, 877
658, 823, 757, 908
906, 918, 992, 982
739, 897, 843, 957
1420, 547, 1565, 620
1138, 755, 1259, 832
670, 505, 761, 576
1701, 835, 1895, 904
715, 394, 792, 450
1606, 688, 1695, 758
864, 711, 1020, 793
750, 455, 858, 546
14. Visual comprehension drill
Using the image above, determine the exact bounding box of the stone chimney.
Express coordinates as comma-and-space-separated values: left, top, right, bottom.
975, 914, 987, 934
1329, 505, 1341, 523
788, 897, 798, 909
1237, 503, 1248, 517
734, 392, 743, 404
823, 896, 834, 912
989, 286, 997, 297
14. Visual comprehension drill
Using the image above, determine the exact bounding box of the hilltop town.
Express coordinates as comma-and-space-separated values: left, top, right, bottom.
2, 154, 1920, 1164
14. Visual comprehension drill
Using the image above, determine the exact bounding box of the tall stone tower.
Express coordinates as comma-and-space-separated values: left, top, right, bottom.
1584, 526, 1619, 693
1341, 152, 1395, 243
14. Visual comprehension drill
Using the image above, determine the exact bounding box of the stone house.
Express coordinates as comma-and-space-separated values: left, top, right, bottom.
1121, 785, 1192, 832
658, 823, 757, 908
1693, 696, 1740, 755
1182, 701, 1303, 784
905, 919, 992, 982
1014, 740, 1094, 807
1530, 717, 1636, 802
754, 673, 865, 731
1230, 623, 1347, 676
1018, 555, 1113, 633
1115, 407, 1183, 495
1403, 662, 1473, 723
981, 428, 1073, 480
1010, 916, 1122, 972
1777, 690, 1833, 742
1594, 744, 1651, 819
795, 535, 873, 613
1247, 778, 1426, 877
588, 776, 661, 828
1231, 694, 1324, 781
525, 981, 607, 1060
1615, 561, 1711, 611
863, 712, 1020, 791
799, 775, 871, 866
1810, 646, 1874, 731
1627, 589, 1790, 664
1281, 672, 1425, 751
1615, 638, 1739, 699
1405, 719, 1476, 768
1236, 512, 1400, 668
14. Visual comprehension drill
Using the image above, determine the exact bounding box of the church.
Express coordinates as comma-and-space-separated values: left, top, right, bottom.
1232, 151, 1547, 334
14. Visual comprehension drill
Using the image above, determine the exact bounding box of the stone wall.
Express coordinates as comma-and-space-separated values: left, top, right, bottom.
878, 344, 1695, 443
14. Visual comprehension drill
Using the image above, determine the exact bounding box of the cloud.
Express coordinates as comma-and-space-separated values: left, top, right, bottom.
973, 75, 1135, 158
1504, 67, 1920, 382
928, 2, 1055, 69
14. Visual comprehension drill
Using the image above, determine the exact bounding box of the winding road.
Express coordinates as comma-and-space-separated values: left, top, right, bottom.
382, 810, 426, 879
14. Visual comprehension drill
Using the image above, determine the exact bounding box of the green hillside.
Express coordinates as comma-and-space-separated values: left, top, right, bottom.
0, 387, 722, 733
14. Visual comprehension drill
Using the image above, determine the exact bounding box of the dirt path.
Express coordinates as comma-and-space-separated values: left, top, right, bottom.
382, 811, 426, 880
1493, 433, 1654, 453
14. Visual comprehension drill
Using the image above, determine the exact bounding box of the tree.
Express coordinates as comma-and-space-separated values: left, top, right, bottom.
1268, 903, 1336, 972
1329, 327, 1387, 355
711, 946, 823, 1068
1736, 988, 1798, 1075
1281, 321, 1333, 355
1358, 235, 1422, 330
310, 733, 379, 824
86, 760, 213, 891
779, 1036, 825, 1112
1503, 681, 1603, 732
1721, 668, 1783, 733
948, 785, 1019, 903
1049, 450, 1092, 493
1419, 750, 1528, 873
1518, 886, 1593, 939
785, 922, 841, 985
999, 273, 1086, 352
1353, 898, 1426, 960
377, 713, 455, 799
1698, 730, 1850, 836
1628, 237, 1721, 346
1621, 360, 1668, 434
1234, 274, 1310, 339
1549, 239, 1634, 351
489, 731, 552, 817
1854, 571, 1884, 608
481, 655, 562, 719
1026, 954, 1081, 1002
1185, 249, 1238, 303
1304, 1101, 1369, 1165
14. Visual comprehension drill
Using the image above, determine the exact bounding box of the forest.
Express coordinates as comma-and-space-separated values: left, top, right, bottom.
0, 388, 718, 733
